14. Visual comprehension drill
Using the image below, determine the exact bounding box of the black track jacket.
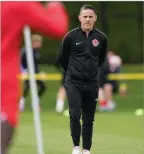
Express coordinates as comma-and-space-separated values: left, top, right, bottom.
58, 27, 107, 86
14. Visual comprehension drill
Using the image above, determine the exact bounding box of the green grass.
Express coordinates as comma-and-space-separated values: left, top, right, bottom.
10, 64, 144, 154
11, 112, 144, 154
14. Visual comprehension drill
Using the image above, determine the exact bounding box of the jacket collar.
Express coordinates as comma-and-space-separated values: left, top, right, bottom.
79, 26, 95, 36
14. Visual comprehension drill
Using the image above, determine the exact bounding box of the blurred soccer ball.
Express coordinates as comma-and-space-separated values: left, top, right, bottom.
135, 109, 144, 116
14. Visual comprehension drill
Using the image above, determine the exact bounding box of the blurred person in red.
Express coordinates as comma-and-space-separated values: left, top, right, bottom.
1, 2, 69, 154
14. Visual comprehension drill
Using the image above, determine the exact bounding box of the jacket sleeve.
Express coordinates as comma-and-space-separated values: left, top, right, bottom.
98, 36, 108, 67
19, 2, 69, 39
58, 33, 72, 71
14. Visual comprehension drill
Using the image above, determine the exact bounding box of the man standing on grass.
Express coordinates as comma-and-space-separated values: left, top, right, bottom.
1, 2, 69, 154
58, 4, 107, 154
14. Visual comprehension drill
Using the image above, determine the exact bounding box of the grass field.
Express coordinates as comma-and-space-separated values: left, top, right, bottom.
11, 64, 144, 154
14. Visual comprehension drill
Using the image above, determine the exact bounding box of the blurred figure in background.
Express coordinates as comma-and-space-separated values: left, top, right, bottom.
55, 55, 67, 113
1, 2, 69, 154
98, 51, 122, 112
19, 34, 46, 112
56, 72, 67, 113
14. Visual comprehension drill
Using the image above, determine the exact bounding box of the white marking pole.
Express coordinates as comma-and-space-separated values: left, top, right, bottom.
23, 26, 45, 154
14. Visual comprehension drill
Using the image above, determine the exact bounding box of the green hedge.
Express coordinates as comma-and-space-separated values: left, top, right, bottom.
37, 2, 143, 64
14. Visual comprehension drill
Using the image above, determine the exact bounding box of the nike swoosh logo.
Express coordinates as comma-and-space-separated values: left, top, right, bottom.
76, 42, 82, 45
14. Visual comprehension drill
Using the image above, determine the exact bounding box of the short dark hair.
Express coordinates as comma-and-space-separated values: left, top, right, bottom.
80, 4, 96, 14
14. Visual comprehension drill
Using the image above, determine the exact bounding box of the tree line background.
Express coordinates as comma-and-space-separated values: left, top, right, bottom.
39, 1, 143, 64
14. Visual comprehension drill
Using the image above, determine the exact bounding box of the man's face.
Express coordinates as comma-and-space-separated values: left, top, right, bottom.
79, 9, 97, 31
32, 40, 42, 49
